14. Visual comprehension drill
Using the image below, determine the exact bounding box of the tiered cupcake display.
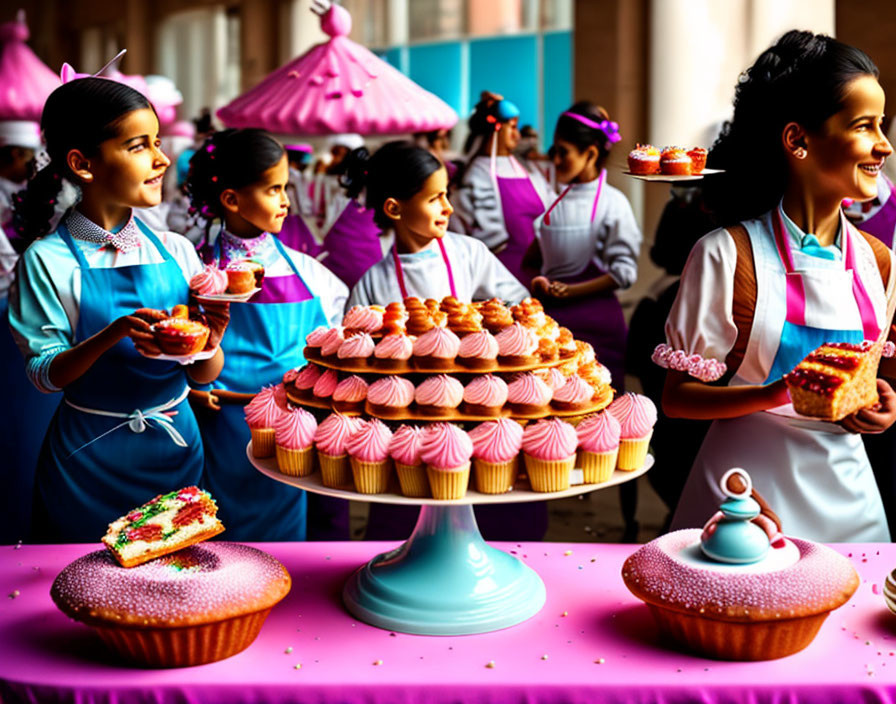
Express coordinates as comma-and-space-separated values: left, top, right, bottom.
251, 296, 656, 500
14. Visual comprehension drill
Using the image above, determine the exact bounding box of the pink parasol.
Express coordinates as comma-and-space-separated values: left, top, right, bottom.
0, 10, 60, 123
217, 4, 457, 136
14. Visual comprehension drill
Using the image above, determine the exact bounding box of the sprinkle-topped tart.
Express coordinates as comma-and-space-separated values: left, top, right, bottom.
102, 486, 225, 568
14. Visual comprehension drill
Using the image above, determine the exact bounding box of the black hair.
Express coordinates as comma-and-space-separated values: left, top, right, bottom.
340, 141, 443, 230
11, 77, 151, 250
703, 30, 879, 226
553, 101, 616, 169
185, 128, 285, 247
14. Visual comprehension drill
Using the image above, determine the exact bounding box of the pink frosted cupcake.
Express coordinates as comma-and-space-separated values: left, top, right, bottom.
332, 374, 368, 413
319, 327, 345, 359
314, 412, 363, 488
342, 305, 384, 334
576, 411, 621, 483
336, 332, 375, 368
521, 418, 578, 492
274, 406, 318, 477
312, 368, 339, 403
506, 373, 552, 415
420, 423, 473, 500
189, 264, 228, 296
244, 386, 286, 458
457, 330, 499, 371
414, 374, 464, 417
289, 364, 321, 401
389, 425, 428, 497
303, 325, 330, 359
346, 419, 394, 494
367, 376, 415, 418
373, 333, 413, 371
463, 374, 508, 417
495, 323, 539, 367
607, 393, 657, 470
551, 374, 595, 413
412, 327, 461, 370
469, 418, 523, 494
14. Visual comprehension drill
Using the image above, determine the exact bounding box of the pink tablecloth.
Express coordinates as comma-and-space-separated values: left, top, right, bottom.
1, 541, 896, 704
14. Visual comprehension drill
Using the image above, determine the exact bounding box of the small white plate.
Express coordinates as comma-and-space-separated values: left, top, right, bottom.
765, 403, 847, 434
623, 167, 724, 182
141, 347, 217, 365
193, 287, 261, 303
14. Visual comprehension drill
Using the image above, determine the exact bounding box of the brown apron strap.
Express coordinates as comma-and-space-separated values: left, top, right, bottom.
724, 224, 757, 377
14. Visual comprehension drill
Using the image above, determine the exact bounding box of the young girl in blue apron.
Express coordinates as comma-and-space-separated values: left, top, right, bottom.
187, 128, 348, 541
344, 141, 541, 540
659, 31, 896, 542
9, 77, 230, 542
452, 93, 553, 285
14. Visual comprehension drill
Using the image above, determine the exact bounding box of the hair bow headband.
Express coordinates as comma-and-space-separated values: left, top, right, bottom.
562, 111, 622, 144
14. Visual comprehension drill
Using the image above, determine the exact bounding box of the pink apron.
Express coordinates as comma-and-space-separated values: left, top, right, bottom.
856, 176, 896, 249
320, 200, 383, 288
491, 151, 546, 285
278, 214, 321, 258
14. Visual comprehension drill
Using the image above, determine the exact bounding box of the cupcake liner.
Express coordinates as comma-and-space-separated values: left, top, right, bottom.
318, 452, 353, 488
473, 457, 518, 494
524, 454, 575, 492
250, 428, 276, 458
426, 463, 470, 500
275, 445, 315, 477
617, 430, 653, 471
395, 462, 430, 498
350, 457, 393, 494
580, 449, 618, 484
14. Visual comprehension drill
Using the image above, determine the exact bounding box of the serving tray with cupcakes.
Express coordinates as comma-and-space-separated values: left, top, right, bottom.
135, 305, 217, 364
189, 260, 265, 303
625, 143, 722, 181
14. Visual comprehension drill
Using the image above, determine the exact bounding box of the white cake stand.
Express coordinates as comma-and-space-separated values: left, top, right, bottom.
248, 443, 651, 635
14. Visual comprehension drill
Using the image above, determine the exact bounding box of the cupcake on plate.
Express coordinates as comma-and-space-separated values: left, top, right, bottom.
189, 264, 228, 296
469, 418, 523, 494
457, 329, 499, 371
289, 364, 321, 401
420, 423, 474, 500
576, 411, 621, 483
336, 332, 375, 368
342, 305, 384, 335
373, 333, 413, 371
346, 419, 394, 494
522, 418, 578, 492
506, 372, 552, 415
687, 146, 707, 174
367, 376, 415, 418
495, 322, 539, 366
463, 374, 508, 417
607, 393, 657, 470
311, 368, 340, 403
538, 366, 568, 392
389, 425, 428, 497
332, 375, 368, 413
304, 326, 330, 359
551, 374, 595, 413
414, 374, 464, 417
274, 406, 318, 477
627, 144, 661, 175
313, 412, 363, 488
660, 146, 692, 175
244, 386, 286, 458
319, 327, 345, 360
412, 326, 461, 370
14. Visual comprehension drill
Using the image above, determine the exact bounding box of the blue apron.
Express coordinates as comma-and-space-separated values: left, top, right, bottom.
31, 219, 203, 542
199, 235, 328, 541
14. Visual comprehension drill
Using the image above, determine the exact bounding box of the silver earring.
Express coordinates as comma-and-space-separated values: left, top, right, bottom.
794, 148, 806, 159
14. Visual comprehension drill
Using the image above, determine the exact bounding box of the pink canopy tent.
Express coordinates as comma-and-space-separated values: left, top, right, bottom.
217, 4, 458, 136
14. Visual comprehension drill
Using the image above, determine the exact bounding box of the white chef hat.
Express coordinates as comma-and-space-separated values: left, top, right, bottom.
0, 120, 41, 149
327, 133, 364, 151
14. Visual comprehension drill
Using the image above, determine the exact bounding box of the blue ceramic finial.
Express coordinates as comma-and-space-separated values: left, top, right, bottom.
700, 468, 770, 564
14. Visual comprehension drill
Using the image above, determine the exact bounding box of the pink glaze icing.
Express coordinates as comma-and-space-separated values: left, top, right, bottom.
576, 411, 621, 453
337, 332, 375, 359
374, 333, 413, 360
292, 364, 322, 390
521, 418, 577, 461
314, 412, 363, 456
507, 373, 552, 407
553, 375, 594, 404
542, 368, 568, 391
244, 386, 286, 429
282, 366, 301, 384
274, 406, 318, 450
463, 374, 508, 407
312, 369, 340, 398
367, 376, 415, 407
305, 326, 330, 347
412, 327, 461, 359
345, 419, 392, 462
342, 306, 384, 333
607, 392, 657, 439
495, 323, 538, 357
320, 327, 346, 357
333, 375, 369, 403
652, 343, 727, 383
388, 425, 424, 466
468, 418, 523, 463
419, 422, 473, 469
50, 543, 290, 626
189, 264, 228, 295
414, 375, 464, 408
458, 330, 499, 359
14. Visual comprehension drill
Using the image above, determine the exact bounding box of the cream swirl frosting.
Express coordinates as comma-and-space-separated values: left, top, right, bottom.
495, 322, 539, 357
189, 264, 228, 295
468, 418, 523, 463
367, 376, 415, 407
389, 425, 424, 466
374, 333, 413, 360
274, 407, 317, 450
553, 375, 594, 404
345, 419, 392, 462
607, 393, 657, 439
312, 368, 340, 398
313, 412, 363, 456
337, 333, 375, 359
244, 386, 286, 429
463, 374, 508, 407
292, 364, 321, 390
412, 327, 461, 359
305, 326, 330, 347
458, 330, 499, 359
342, 305, 384, 333
507, 373, 552, 406
541, 368, 568, 391
420, 422, 473, 469
320, 327, 345, 357
414, 374, 464, 408
333, 375, 369, 403
521, 418, 578, 461
576, 411, 621, 453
